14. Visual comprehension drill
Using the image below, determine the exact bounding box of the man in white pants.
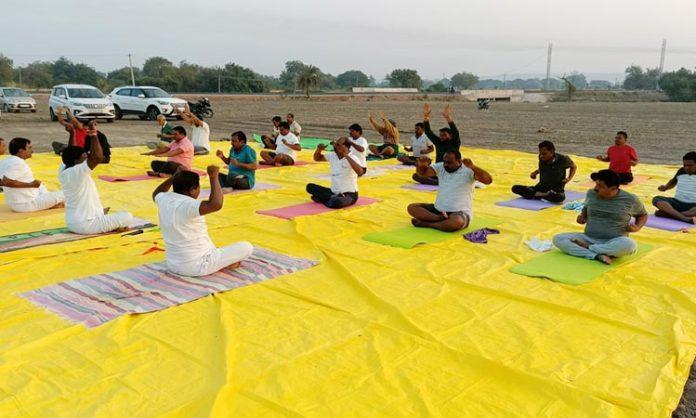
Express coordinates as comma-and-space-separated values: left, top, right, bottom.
58, 128, 133, 234
152, 164, 253, 276
0, 138, 64, 212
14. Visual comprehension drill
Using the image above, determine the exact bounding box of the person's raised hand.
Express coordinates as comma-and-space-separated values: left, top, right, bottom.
317, 143, 328, 151
423, 103, 431, 120
658, 185, 668, 192
442, 104, 452, 121
627, 223, 642, 233
206, 165, 219, 176
31, 180, 41, 188
282, 138, 288, 145
576, 213, 587, 224
530, 171, 538, 179
87, 127, 98, 137
462, 158, 473, 168
215, 149, 224, 159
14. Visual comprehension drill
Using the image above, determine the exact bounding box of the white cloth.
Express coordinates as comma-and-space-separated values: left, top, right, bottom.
525, 237, 553, 252
411, 134, 433, 157
432, 162, 475, 218
69, 211, 134, 235
0, 156, 65, 211
275, 132, 299, 161
349, 136, 369, 168
155, 191, 253, 276
289, 120, 302, 138
327, 153, 359, 194
58, 161, 107, 231
190, 122, 211, 151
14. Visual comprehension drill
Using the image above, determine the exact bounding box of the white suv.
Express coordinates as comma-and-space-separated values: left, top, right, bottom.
108, 86, 186, 120
48, 84, 115, 122
0, 87, 37, 113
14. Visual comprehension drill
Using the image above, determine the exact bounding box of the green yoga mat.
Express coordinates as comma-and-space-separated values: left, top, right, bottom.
363, 217, 502, 249
510, 243, 653, 285
253, 134, 333, 150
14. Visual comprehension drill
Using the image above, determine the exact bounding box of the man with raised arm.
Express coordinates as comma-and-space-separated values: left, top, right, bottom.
305, 137, 364, 208
367, 112, 400, 159
407, 150, 493, 232
177, 106, 210, 155
412, 104, 462, 185
152, 165, 253, 276
58, 127, 133, 234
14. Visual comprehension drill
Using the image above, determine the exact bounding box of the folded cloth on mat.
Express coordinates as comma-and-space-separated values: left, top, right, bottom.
496, 190, 585, 211
99, 169, 206, 182
198, 183, 280, 199
510, 243, 653, 285
363, 217, 503, 249
0, 204, 64, 222
644, 214, 695, 232
256, 161, 311, 170
524, 237, 554, 252
563, 200, 585, 211
20, 247, 318, 327
463, 227, 500, 244
257, 197, 380, 220
0, 218, 154, 253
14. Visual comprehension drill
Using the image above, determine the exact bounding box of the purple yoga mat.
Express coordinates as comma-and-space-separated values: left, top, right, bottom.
495, 190, 585, 211
644, 214, 695, 231
401, 184, 438, 192
257, 197, 380, 219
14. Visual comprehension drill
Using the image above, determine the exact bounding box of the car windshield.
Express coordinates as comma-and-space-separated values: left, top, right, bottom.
143, 88, 171, 98
67, 88, 104, 99
3, 88, 29, 97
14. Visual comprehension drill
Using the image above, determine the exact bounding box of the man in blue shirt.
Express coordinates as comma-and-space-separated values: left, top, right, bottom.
215, 131, 257, 189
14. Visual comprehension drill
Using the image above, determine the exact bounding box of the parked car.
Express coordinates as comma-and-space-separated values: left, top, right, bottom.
0, 87, 37, 113
108, 86, 187, 120
48, 84, 115, 122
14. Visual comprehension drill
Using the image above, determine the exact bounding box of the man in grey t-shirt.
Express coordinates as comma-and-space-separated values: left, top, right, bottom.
553, 169, 648, 265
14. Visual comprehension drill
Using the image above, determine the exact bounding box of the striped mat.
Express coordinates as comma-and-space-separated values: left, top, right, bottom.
20, 247, 318, 327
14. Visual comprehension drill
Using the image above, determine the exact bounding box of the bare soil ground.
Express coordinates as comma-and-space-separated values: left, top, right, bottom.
1, 94, 695, 415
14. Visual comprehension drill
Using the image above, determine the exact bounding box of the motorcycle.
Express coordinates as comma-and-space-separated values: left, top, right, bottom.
187, 97, 214, 119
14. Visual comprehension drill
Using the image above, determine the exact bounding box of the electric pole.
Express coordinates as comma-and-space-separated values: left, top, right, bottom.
657, 39, 667, 90
545, 42, 553, 90
128, 53, 136, 86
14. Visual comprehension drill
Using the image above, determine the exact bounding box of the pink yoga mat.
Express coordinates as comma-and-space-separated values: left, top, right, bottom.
99, 169, 206, 182
256, 161, 311, 170
495, 190, 585, 211
198, 183, 280, 199
257, 197, 380, 219
644, 214, 695, 231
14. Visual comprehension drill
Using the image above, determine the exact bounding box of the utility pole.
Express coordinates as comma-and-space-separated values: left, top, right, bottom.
218, 72, 222, 93
128, 53, 136, 86
503, 73, 507, 89
657, 39, 667, 90
545, 42, 553, 90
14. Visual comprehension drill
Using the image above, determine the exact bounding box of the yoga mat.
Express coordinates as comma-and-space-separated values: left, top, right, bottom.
198, 182, 280, 199
362, 217, 503, 249
0, 204, 64, 222
510, 243, 653, 285
257, 197, 380, 220
578, 175, 650, 188
495, 190, 585, 211
99, 169, 206, 182
0, 218, 154, 253
252, 133, 264, 144
644, 214, 695, 231
300, 137, 333, 150
20, 247, 318, 328
256, 161, 311, 170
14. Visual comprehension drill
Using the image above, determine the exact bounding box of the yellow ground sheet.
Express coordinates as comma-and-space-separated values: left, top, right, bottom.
0, 142, 694, 417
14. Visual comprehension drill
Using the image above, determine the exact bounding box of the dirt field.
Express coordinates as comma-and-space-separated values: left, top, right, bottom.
1, 94, 694, 165
1, 94, 696, 416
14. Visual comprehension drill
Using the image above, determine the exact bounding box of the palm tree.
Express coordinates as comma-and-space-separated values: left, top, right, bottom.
296, 66, 322, 98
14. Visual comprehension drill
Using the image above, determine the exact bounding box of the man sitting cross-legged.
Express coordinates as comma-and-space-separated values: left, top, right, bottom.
511, 140, 577, 203
142, 126, 194, 177
259, 121, 301, 166
215, 131, 257, 190
553, 169, 648, 265
652, 151, 696, 224
412, 104, 461, 185
0, 137, 65, 212
261, 115, 282, 149
398, 122, 434, 166
306, 138, 365, 208
59, 128, 133, 234
153, 165, 253, 276
407, 150, 493, 232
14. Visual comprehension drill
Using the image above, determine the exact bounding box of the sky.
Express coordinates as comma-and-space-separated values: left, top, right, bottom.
5, 0, 696, 81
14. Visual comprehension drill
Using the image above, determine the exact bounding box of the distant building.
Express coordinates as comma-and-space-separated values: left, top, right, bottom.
351, 87, 419, 93
459, 89, 525, 102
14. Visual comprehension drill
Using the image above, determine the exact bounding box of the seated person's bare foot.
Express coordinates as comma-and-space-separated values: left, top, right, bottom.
228, 261, 242, 269
689, 216, 696, 225
103, 207, 111, 215
411, 218, 424, 227
51, 202, 65, 209
147, 170, 161, 177
274, 162, 283, 167
570, 237, 591, 249
595, 254, 613, 265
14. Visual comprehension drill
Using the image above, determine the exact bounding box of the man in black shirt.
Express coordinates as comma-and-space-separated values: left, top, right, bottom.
412, 104, 462, 185
511, 141, 576, 203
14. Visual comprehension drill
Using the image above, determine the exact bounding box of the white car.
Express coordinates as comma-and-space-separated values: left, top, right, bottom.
48, 84, 115, 122
0, 87, 37, 113
108, 86, 186, 120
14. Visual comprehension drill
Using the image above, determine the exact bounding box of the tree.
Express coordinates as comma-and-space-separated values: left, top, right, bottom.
560, 76, 577, 101
450, 72, 478, 90
565, 72, 587, 90
18, 61, 53, 88
296, 65, 322, 98
659, 68, 696, 101
279, 60, 309, 90
426, 82, 448, 93
336, 70, 370, 89
387, 69, 422, 89
0, 54, 13, 84
107, 66, 140, 87
623, 65, 660, 90
51, 57, 103, 86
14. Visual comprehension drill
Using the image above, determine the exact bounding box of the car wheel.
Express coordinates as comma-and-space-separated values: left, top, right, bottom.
49, 107, 57, 122
31, 109, 37, 113
146, 106, 160, 121
113, 105, 123, 120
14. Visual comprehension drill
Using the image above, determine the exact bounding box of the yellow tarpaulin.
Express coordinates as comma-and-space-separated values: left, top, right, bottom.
0, 143, 694, 417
